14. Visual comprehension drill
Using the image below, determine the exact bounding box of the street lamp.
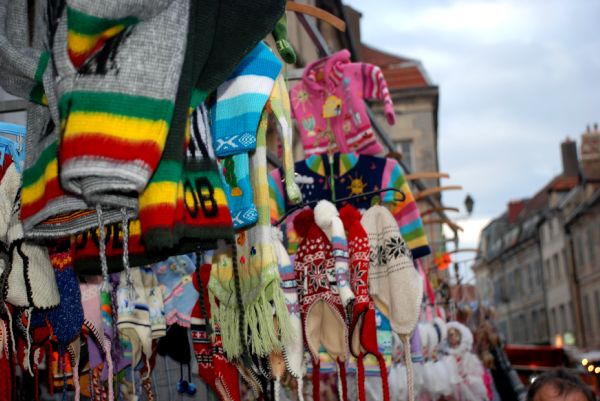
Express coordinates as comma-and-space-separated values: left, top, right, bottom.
453, 195, 475, 284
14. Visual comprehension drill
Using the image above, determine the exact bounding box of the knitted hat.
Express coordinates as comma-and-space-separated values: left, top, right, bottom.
140, 267, 167, 339
360, 205, 422, 335
213, 43, 282, 229
46, 245, 84, 347
116, 268, 153, 378
361, 205, 422, 401
211, 42, 282, 157
271, 227, 305, 401
339, 204, 390, 401
272, 14, 297, 64
52, 0, 189, 210
152, 254, 198, 328
139, 0, 286, 248
0, 163, 60, 309
294, 207, 349, 401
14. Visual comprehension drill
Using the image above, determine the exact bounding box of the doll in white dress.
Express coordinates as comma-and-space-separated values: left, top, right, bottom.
442, 322, 489, 401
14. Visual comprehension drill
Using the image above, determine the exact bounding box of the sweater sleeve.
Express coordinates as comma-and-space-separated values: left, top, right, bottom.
361, 63, 396, 125
381, 158, 430, 259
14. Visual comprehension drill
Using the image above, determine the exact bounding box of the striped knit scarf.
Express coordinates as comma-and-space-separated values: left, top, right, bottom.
209, 97, 295, 360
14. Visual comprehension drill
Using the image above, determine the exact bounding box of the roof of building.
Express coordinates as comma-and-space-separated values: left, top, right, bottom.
361, 44, 433, 90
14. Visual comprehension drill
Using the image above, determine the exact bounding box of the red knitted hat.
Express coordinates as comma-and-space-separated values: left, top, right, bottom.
339, 205, 390, 401
294, 208, 349, 401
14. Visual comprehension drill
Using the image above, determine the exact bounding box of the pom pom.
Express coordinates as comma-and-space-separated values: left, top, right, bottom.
314, 200, 338, 230
339, 204, 361, 229
293, 209, 314, 238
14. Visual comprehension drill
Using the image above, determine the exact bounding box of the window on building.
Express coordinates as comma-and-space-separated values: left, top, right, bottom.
595, 290, 600, 329
394, 139, 413, 172
545, 259, 552, 285
510, 317, 519, 343
583, 294, 592, 333
539, 308, 548, 340
577, 232, 587, 270
562, 250, 569, 277
569, 301, 575, 332
532, 310, 539, 339
514, 270, 522, 298
588, 226, 597, 267
535, 261, 543, 287
527, 264, 534, 291
559, 304, 566, 334
553, 253, 561, 280
519, 314, 528, 342
551, 307, 557, 335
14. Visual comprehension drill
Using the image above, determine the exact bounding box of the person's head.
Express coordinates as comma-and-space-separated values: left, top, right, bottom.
447, 327, 462, 348
527, 369, 595, 401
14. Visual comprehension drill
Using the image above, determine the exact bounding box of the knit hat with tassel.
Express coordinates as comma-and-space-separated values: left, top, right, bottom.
293, 205, 350, 401
339, 204, 390, 401
360, 205, 423, 401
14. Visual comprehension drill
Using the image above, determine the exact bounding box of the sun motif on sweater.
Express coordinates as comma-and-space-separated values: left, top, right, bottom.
346, 173, 367, 196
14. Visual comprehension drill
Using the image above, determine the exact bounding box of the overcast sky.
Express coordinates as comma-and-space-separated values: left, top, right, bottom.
345, 0, 600, 280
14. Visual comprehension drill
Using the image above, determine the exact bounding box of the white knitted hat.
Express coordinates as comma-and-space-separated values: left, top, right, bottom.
360, 205, 422, 335
313, 200, 355, 307
0, 164, 59, 309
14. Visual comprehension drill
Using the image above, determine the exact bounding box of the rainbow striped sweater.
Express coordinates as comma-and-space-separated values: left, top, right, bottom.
52, 1, 189, 207
269, 153, 431, 259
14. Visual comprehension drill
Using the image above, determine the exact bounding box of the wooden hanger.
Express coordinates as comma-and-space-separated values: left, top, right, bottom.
286, 1, 346, 32
414, 185, 463, 201
421, 206, 460, 217
406, 172, 450, 181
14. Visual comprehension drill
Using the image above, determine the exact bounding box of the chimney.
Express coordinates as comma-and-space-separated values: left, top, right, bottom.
581, 123, 600, 181
561, 138, 579, 177
343, 5, 362, 59
507, 200, 526, 224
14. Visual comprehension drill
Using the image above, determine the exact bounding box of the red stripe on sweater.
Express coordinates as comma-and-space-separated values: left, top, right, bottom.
60, 134, 161, 167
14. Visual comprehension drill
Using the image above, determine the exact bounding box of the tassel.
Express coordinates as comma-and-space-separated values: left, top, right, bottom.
404, 334, 415, 401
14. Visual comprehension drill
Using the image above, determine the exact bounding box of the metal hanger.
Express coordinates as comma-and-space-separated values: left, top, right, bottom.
274, 187, 406, 226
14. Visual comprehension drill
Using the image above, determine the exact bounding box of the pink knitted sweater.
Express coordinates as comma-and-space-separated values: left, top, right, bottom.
291, 49, 395, 156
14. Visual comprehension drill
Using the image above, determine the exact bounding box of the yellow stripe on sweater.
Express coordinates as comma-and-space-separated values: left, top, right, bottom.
21, 159, 58, 205
64, 112, 168, 144
140, 182, 228, 208
67, 25, 125, 54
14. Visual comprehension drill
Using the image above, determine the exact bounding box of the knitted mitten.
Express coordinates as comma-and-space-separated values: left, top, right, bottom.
152, 254, 198, 328
272, 13, 297, 64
